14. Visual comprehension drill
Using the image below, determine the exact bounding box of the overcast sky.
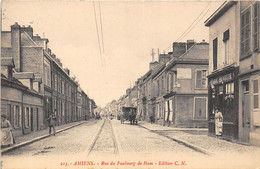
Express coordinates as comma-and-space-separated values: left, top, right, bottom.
1, 0, 224, 107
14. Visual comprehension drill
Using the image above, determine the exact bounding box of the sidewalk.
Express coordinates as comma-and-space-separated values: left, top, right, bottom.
1, 120, 93, 154
138, 121, 260, 155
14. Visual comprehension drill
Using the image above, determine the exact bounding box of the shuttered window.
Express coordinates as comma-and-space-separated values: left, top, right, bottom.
194, 97, 207, 120
253, 2, 259, 51
213, 38, 218, 70
241, 8, 251, 58
196, 70, 208, 88
253, 79, 259, 109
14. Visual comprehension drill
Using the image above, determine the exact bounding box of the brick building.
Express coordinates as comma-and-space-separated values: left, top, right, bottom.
51, 56, 78, 125
1, 23, 96, 131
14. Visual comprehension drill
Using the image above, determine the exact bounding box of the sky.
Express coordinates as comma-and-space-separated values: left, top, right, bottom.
1, 0, 224, 107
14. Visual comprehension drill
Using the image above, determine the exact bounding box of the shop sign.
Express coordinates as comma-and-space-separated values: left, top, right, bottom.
210, 73, 234, 85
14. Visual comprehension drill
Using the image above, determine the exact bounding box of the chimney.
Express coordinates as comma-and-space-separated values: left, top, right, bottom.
55, 58, 63, 67
47, 48, 52, 55
159, 53, 171, 64
149, 61, 159, 70
172, 42, 186, 58
64, 68, 70, 75
187, 39, 195, 50
11, 22, 21, 72
20, 25, 33, 38
51, 54, 56, 59
1, 57, 15, 79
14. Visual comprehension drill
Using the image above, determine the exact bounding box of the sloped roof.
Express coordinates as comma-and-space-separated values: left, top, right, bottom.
205, 1, 237, 27
179, 43, 209, 60
21, 32, 37, 47
1, 73, 26, 87
151, 63, 166, 79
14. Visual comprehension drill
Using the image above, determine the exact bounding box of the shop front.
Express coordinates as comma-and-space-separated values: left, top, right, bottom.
208, 66, 239, 139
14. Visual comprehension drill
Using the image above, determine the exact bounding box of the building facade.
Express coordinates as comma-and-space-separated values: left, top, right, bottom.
1, 57, 44, 137
205, 1, 260, 145
1, 23, 96, 133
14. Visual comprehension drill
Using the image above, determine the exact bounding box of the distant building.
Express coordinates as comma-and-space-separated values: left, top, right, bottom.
135, 40, 209, 127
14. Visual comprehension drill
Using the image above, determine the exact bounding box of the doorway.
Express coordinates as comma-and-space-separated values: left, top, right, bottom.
241, 80, 250, 142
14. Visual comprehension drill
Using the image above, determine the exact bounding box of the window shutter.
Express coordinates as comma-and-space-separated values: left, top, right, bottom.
194, 98, 207, 120
253, 2, 259, 51
213, 38, 218, 70
196, 70, 202, 88
223, 29, 230, 42
241, 8, 251, 58
171, 73, 173, 91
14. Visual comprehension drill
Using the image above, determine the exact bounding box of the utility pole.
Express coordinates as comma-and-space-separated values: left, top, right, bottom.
157, 48, 160, 60
151, 48, 155, 62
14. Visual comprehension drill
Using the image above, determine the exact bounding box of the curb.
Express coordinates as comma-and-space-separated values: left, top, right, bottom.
1, 121, 88, 154
138, 124, 214, 156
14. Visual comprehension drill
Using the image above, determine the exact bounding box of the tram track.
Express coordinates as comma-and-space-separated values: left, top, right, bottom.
138, 125, 213, 156
87, 118, 119, 157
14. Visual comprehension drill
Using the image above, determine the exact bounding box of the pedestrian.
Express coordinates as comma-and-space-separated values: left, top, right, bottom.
1, 114, 15, 147
120, 113, 124, 124
48, 110, 57, 136
150, 115, 155, 124
215, 107, 223, 138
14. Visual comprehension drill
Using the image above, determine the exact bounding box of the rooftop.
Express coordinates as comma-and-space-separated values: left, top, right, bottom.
204, 1, 237, 27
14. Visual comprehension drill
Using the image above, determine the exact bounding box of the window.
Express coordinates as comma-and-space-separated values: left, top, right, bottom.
55, 74, 57, 91
253, 79, 259, 109
171, 73, 174, 91
14, 105, 20, 128
62, 80, 65, 95
157, 80, 159, 97
161, 76, 164, 95
167, 73, 171, 92
25, 107, 30, 128
44, 59, 51, 87
196, 70, 208, 88
225, 83, 234, 95
241, 8, 251, 58
213, 38, 218, 70
194, 97, 207, 120
223, 29, 231, 65
242, 80, 249, 92
253, 2, 259, 51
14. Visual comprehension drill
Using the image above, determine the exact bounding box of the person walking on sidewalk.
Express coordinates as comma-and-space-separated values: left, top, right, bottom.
1, 114, 15, 147
48, 110, 57, 136
214, 107, 223, 138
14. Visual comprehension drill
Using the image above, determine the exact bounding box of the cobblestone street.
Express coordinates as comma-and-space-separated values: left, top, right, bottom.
2, 118, 260, 169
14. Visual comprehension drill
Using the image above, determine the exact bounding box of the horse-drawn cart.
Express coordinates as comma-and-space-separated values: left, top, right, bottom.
121, 106, 137, 125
